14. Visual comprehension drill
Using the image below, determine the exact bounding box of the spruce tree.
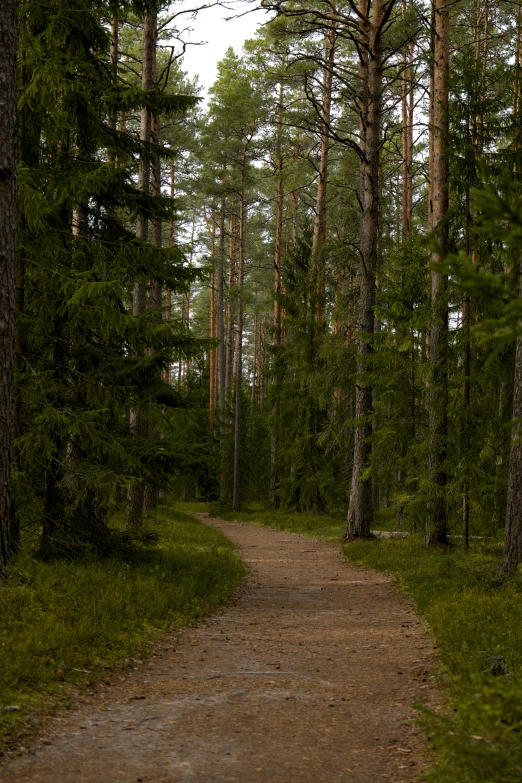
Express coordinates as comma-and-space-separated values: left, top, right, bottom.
14, 0, 199, 557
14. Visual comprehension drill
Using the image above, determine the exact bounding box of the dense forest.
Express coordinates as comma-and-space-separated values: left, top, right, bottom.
2, 0, 522, 779
3, 0, 520, 566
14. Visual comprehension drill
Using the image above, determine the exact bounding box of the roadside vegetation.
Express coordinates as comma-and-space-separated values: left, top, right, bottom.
183, 502, 400, 538
207, 502, 345, 539
348, 535, 522, 783
0, 502, 245, 748
201, 500, 522, 783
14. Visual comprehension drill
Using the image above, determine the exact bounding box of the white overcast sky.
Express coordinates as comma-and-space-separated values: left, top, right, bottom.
173, 2, 268, 97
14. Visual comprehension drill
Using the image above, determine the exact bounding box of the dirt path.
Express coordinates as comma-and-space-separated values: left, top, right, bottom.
2, 514, 438, 783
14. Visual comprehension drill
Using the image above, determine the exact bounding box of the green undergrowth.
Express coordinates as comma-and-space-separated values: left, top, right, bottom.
207, 502, 345, 539
0, 500, 245, 747
202, 501, 522, 782
347, 535, 522, 783
176, 500, 401, 536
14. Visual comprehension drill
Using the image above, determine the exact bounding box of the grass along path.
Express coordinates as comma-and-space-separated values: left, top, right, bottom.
2, 512, 436, 783
185, 502, 522, 783
176, 501, 406, 539
348, 535, 522, 783
178, 501, 346, 539
0, 501, 246, 749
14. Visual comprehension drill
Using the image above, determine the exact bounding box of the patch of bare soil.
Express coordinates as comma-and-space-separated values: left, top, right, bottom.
2, 514, 439, 783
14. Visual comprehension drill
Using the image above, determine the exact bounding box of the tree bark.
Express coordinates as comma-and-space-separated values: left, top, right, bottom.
109, 14, 118, 138
291, 188, 299, 248
210, 215, 217, 436
259, 317, 266, 408
515, 0, 522, 157
271, 82, 285, 508
126, 7, 156, 529
0, 0, 17, 571
503, 3, 522, 569
225, 211, 237, 398
312, 28, 336, 320
425, 0, 450, 546
251, 314, 258, 406
232, 154, 247, 511
427, 1, 435, 236
163, 164, 175, 383
11, 51, 40, 555
218, 199, 226, 411
274, 82, 284, 349
462, 0, 488, 549
503, 285, 522, 569
150, 111, 162, 311
401, 26, 413, 238
218, 198, 227, 503
143, 107, 162, 514
183, 213, 195, 381
462, 291, 471, 549
345, 0, 383, 539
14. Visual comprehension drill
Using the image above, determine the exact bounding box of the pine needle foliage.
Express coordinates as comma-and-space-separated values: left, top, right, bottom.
14, 0, 203, 558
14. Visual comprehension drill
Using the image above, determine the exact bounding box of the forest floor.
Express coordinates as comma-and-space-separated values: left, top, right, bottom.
1, 512, 440, 783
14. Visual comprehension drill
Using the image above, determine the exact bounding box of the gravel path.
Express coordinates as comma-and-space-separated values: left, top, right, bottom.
2, 513, 438, 782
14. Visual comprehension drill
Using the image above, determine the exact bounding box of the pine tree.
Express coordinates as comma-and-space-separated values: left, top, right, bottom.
425, 0, 450, 546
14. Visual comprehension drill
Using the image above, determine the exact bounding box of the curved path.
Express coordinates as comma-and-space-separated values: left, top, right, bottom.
3, 514, 438, 783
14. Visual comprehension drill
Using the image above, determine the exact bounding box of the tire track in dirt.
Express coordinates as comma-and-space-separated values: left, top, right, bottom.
2, 514, 438, 782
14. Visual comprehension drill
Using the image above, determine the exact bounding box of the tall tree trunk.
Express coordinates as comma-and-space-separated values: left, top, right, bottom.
218, 199, 226, 411
143, 105, 162, 514
503, 1, 522, 569
11, 52, 41, 554
271, 82, 285, 507
291, 188, 299, 248
109, 14, 118, 138
150, 112, 162, 311
427, 1, 435, 236
0, 0, 17, 571
218, 199, 227, 503
225, 212, 237, 397
163, 164, 175, 383
398, 24, 415, 495
126, 7, 156, 529
462, 291, 471, 549
209, 215, 217, 437
183, 213, 195, 380
251, 314, 258, 406
257, 317, 266, 410
512, 9, 522, 332
401, 21, 413, 238
462, 0, 489, 548
274, 83, 284, 349
515, 0, 522, 159
232, 154, 247, 511
312, 27, 336, 320
503, 282, 522, 569
425, 0, 450, 546
345, 0, 383, 539
0, 0, 18, 572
